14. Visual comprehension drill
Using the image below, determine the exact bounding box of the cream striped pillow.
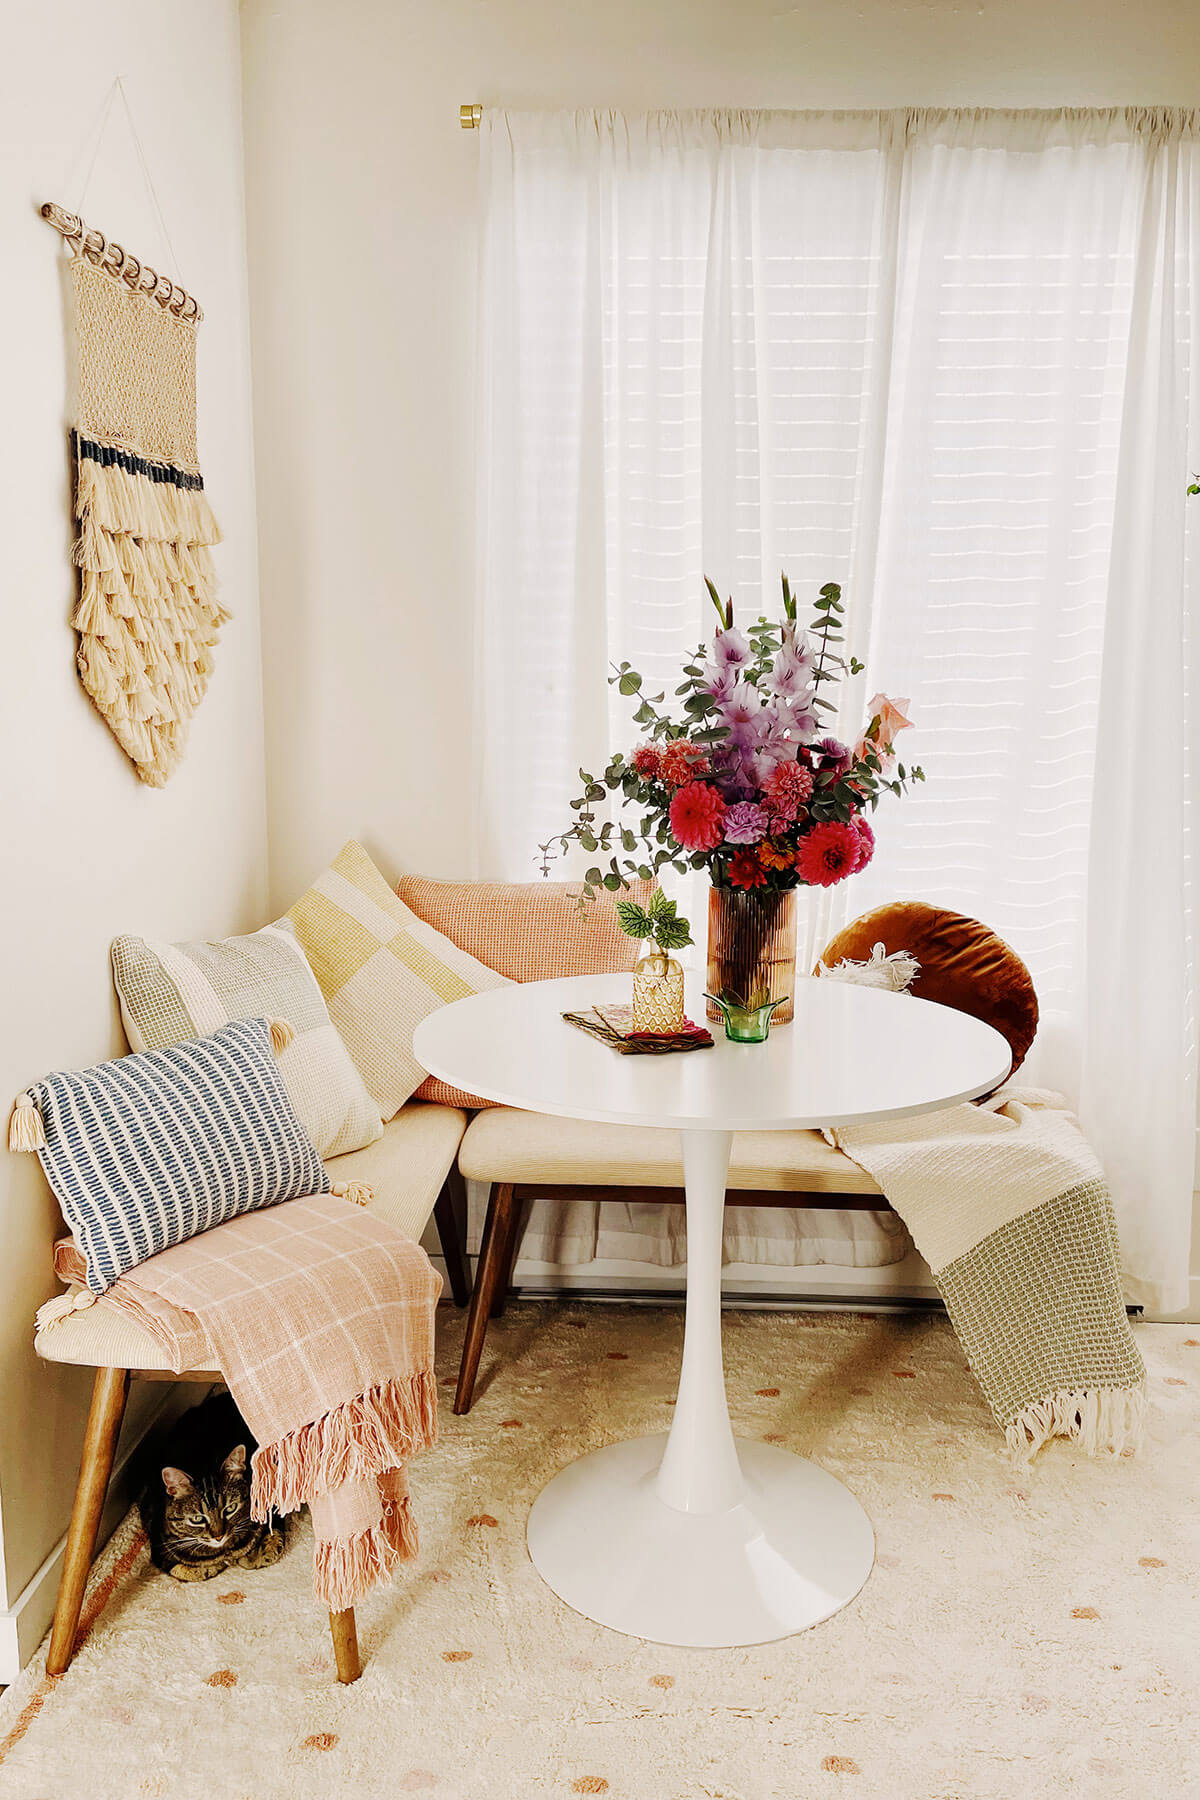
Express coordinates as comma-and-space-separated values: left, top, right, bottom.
286, 841, 510, 1119
112, 921, 384, 1159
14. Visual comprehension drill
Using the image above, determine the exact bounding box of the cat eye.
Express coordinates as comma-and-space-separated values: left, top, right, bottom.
189, 1515, 205, 1527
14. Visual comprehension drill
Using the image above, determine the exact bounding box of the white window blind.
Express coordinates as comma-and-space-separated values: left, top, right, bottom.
476, 109, 1200, 1310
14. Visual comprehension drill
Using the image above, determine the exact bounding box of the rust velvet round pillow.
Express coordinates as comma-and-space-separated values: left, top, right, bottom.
817, 901, 1038, 1077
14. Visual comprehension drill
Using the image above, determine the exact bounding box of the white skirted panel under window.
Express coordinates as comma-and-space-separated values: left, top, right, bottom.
476, 109, 1200, 1310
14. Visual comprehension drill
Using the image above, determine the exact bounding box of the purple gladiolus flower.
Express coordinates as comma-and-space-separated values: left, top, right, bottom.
779, 698, 819, 740
717, 682, 761, 733
712, 626, 751, 672
723, 801, 769, 844
771, 640, 814, 700
703, 661, 741, 705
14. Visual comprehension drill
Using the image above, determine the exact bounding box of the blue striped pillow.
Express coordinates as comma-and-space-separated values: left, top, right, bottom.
24, 1017, 329, 1293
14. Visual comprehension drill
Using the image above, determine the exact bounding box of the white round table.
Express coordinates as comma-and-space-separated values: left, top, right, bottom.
414, 971, 1010, 1648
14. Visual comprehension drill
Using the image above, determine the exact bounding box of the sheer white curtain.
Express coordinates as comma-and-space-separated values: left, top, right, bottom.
476, 107, 1200, 1310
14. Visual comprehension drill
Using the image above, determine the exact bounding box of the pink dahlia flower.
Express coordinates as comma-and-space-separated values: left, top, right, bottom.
795, 820, 861, 888
669, 781, 727, 852
723, 801, 769, 845
853, 814, 875, 871
762, 759, 814, 826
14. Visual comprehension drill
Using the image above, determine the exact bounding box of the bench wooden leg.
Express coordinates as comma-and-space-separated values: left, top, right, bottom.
433, 1165, 471, 1308
489, 1191, 526, 1319
454, 1182, 517, 1415
329, 1606, 361, 1683
47, 1366, 130, 1676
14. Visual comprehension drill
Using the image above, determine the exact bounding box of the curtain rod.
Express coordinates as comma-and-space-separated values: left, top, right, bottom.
39, 201, 203, 322
461, 104, 482, 129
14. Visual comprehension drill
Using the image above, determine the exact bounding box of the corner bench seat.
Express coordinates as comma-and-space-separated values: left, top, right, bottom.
36, 1101, 468, 1375
457, 1106, 884, 1195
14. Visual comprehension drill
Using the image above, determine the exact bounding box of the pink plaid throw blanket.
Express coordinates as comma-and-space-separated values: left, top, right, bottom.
45, 1195, 440, 1610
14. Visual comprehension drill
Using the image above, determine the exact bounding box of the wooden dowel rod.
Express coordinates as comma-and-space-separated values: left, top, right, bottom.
39, 200, 203, 322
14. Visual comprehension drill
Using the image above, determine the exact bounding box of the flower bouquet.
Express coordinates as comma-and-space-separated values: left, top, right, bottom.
541, 575, 922, 1023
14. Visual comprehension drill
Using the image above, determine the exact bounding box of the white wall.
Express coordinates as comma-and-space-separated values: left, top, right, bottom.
0, 0, 266, 1664
240, 0, 1200, 909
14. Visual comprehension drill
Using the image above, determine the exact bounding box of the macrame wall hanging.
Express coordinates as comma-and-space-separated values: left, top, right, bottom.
41, 199, 227, 787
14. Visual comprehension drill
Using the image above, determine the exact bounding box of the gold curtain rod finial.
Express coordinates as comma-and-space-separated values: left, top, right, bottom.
461, 103, 482, 130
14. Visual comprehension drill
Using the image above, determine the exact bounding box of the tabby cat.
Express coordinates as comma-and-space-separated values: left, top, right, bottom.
139, 1393, 286, 1581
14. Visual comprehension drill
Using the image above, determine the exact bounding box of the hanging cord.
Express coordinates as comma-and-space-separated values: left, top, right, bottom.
111, 77, 183, 282
66, 74, 185, 281
69, 80, 120, 218
41, 74, 201, 320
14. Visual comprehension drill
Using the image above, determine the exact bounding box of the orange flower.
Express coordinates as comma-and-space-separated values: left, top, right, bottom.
757, 839, 796, 871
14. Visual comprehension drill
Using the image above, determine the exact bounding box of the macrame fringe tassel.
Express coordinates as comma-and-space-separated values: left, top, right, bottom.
251, 1371, 438, 1519
8, 1093, 46, 1152
35, 1289, 98, 1333
268, 1017, 296, 1055
817, 942, 922, 993
311, 1499, 419, 1611
72, 453, 226, 788
330, 1181, 373, 1207
1005, 1384, 1146, 1462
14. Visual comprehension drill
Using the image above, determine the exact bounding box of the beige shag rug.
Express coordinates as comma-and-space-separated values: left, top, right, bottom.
2, 1305, 1198, 1800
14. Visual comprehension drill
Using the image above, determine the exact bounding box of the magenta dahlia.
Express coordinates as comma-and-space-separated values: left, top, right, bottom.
668, 780, 727, 852
795, 820, 861, 888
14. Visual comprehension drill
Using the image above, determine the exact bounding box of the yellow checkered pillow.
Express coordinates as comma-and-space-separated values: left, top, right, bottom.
286, 841, 509, 1119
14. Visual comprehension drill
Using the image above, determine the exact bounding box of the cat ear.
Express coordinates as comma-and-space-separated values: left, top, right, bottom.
222, 1443, 247, 1476
162, 1466, 194, 1497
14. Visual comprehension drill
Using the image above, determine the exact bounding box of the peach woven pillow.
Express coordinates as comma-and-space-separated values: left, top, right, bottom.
396, 877, 655, 1107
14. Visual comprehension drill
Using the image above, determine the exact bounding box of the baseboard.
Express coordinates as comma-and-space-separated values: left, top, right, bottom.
1141, 1273, 1200, 1325
0, 1383, 196, 1683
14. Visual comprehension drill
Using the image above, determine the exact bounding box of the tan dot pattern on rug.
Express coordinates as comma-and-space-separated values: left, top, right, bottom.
1, 1307, 1198, 1799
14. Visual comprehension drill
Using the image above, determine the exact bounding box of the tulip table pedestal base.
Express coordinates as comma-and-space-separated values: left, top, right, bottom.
526, 1430, 875, 1649
526, 1127, 875, 1648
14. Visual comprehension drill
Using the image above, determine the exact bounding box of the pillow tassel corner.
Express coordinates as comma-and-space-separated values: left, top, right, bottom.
8, 1091, 46, 1153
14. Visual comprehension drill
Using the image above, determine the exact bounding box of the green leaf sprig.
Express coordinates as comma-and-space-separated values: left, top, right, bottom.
615, 887, 693, 953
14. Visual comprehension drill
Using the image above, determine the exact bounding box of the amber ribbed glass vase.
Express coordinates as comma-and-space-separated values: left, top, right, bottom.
705, 887, 798, 1026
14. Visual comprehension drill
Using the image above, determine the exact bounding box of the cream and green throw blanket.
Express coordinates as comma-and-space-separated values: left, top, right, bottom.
829, 1088, 1145, 1457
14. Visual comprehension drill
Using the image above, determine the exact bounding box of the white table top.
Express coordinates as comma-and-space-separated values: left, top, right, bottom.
413, 972, 1011, 1133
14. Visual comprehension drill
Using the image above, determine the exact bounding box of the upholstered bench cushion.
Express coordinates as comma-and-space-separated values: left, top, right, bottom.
321, 1099, 467, 1239
457, 1107, 882, 1195
36, 1101, 468, 1372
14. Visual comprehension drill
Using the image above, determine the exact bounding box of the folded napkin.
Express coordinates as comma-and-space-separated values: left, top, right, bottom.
563, 1003, 714, 1054
43, 1195, 440, 1609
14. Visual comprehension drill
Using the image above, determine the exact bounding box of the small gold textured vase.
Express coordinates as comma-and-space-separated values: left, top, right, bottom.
632, 951, 685, 1033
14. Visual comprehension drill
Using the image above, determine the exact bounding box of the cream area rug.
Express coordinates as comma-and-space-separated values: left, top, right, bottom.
2, 1305, 1198, 1800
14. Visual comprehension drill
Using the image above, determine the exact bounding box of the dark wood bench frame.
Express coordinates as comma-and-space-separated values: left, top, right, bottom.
453, 1180, 890, 1413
